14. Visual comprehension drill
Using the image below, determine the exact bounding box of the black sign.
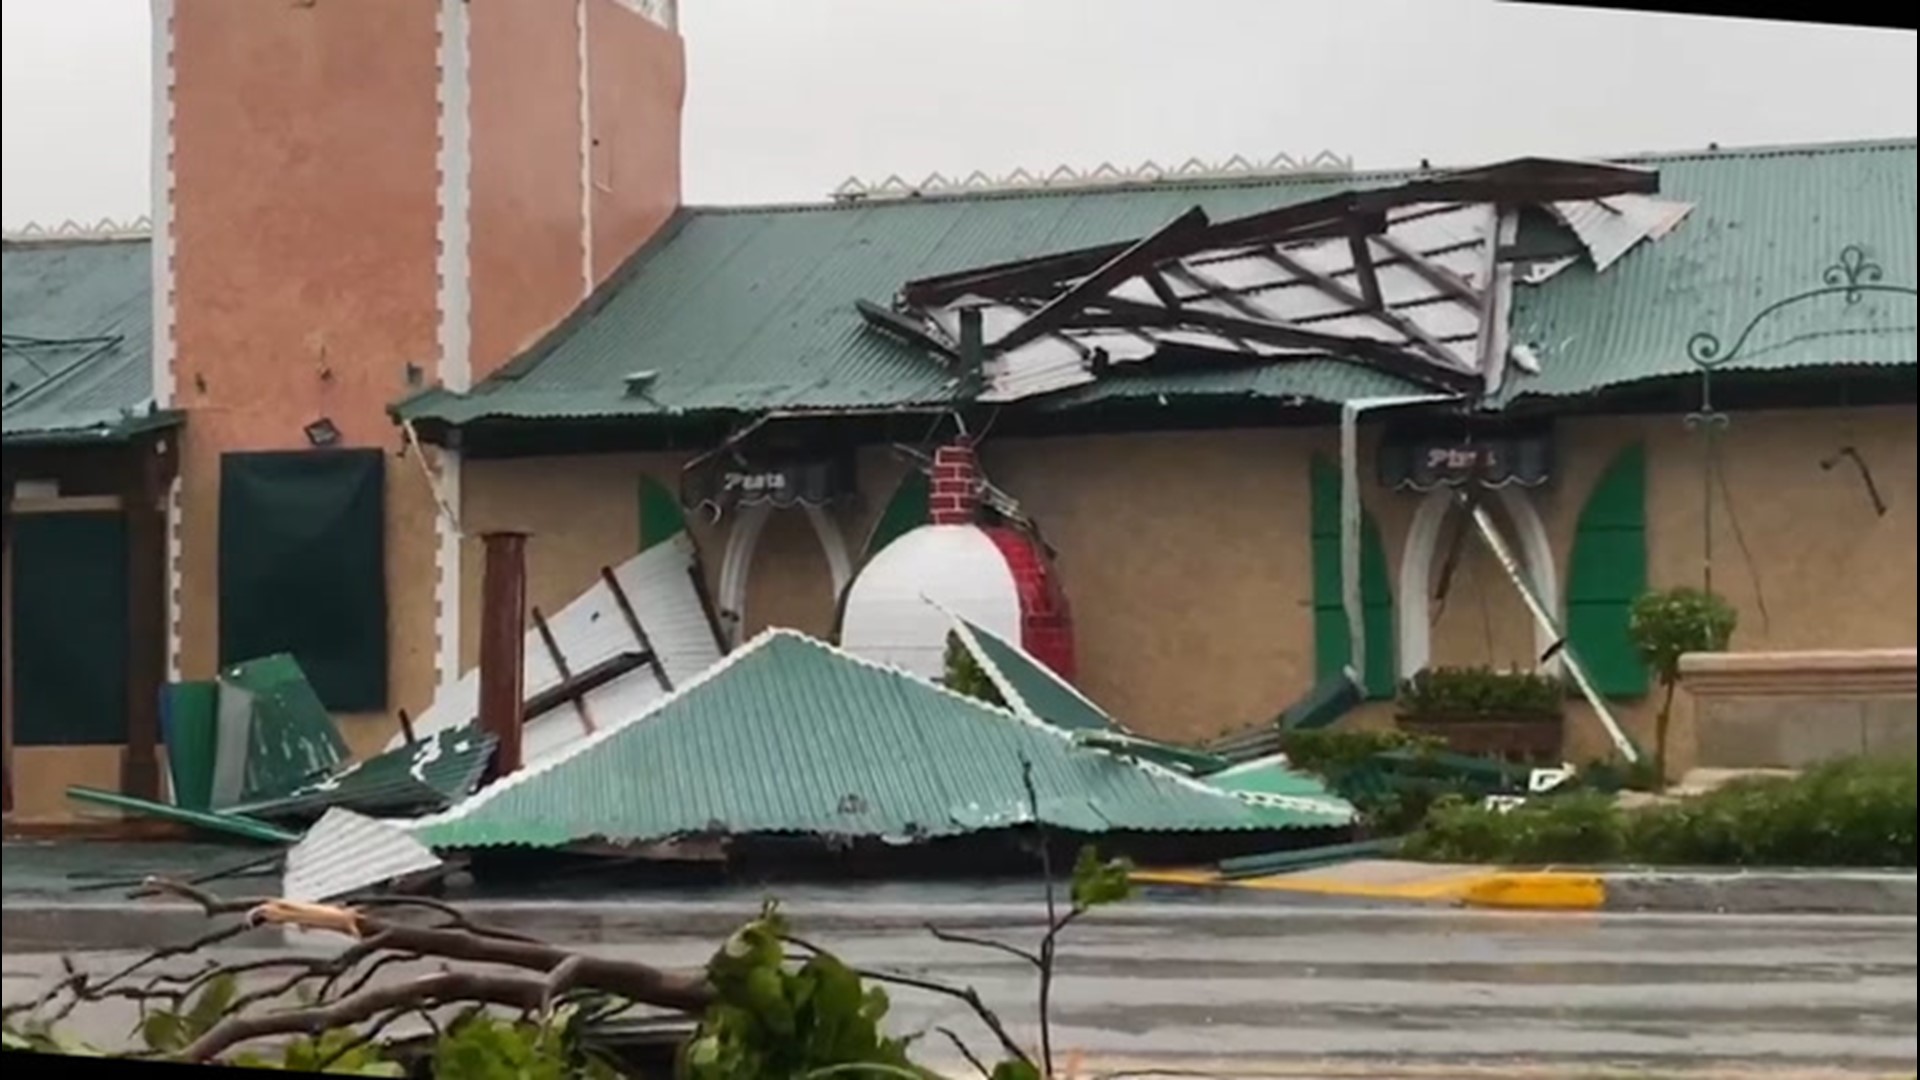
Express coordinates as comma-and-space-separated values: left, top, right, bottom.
684, 451, 858, 518
1379, 427, 1553, 492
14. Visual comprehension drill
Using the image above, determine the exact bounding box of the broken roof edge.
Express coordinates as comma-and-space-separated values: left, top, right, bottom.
406, 627, 1281, 841
943, 607, 1131, 736
1, 405, 185, 448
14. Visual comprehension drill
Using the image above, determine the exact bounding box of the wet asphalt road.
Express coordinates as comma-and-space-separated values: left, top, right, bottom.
3, 905, 1914, 1074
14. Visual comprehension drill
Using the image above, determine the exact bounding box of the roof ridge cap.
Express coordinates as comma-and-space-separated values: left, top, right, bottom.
2, 216, 154, 243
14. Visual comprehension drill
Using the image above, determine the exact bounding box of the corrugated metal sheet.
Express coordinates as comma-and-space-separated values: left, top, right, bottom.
951, 616, 1119, 734
400, 139, 1914, 427
228, 725, 496, 821
400, 172, 1416, 426
406, 630, 1342, 851
220, 654, 352, 804
390, 532, 724, 762
282, 808, 445, 903
1203, 754, 1358, 822
1512, 138, 1916, 399
2, 238, 173, 444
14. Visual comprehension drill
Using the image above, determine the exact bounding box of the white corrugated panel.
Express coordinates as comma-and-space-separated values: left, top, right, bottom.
1549, 195, 1695, 274
385, 533, 724, 763
282, 808, 444, 903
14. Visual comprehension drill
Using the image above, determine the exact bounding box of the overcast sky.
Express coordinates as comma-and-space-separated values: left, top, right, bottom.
3, 0, 1914, 227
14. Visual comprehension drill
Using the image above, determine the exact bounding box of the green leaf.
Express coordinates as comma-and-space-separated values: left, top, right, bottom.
990, 1061, 1044, 1080
1069, 845, 1135, 910
139, 1009, 186, 1053
184, 971, 239, 1039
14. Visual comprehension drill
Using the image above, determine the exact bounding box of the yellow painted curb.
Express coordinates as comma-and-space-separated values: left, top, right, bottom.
1459, 872, 1607, 911
1133, 866, 1501, 903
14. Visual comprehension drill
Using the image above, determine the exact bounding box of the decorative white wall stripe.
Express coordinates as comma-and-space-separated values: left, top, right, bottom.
434, 0, 473, 393
576, 0, 595, 297
150, 0, 182, 678
433, 447, 464, 691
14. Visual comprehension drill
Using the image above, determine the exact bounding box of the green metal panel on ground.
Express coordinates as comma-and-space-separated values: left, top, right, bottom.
218, 449, 389, 712
393, 139, 1915, 430
218, 653, 351, 805
1309, 457, 1395, 698
163, 681, 220, 811
9, 511, 130, 746
409, 631, 1346, 852
637, 475, 686, 552
228, 725, 495, 822
2, 238, 180, 445
954, 616, 1116, 734
65, 786, 300, 845
1566, 445, 1651, 697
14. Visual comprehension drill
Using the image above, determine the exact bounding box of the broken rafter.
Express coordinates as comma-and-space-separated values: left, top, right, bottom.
521, 650, 651, 725
1346, 230, 1384, 310
1371, 232, 1484, 310
992, 207, 1211, 354
602, 565, 675, 694
531, 607, 597, 736
1258, 246, 1468, 373
855, 299, 959, 359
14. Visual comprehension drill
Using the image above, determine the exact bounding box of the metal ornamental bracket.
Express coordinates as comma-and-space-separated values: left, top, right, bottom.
1681, 245, 1916, 593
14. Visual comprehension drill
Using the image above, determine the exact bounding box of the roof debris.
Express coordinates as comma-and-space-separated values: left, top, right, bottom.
864, 157, 1693, 402
389, 532, 726, 765
399, 631, 1354, 854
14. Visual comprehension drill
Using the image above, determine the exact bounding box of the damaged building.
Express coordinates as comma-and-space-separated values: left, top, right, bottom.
3, 0, 1914, 850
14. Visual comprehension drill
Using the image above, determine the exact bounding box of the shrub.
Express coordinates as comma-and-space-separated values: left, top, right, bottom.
942, 632, 1005, 708
1281, 729, 1477, 837
1403, 757, 1917, 867
1397, 666, 1566, 719
1628, 587, 1738, 781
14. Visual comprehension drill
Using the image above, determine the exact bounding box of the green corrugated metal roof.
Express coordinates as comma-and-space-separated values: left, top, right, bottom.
226, 725, 497, 822
953, 617, 1119, 734
399, 138, 1915, 430
1511, 138, 1917, 400
408, 630, 1345, 851
2, 238, 176, 445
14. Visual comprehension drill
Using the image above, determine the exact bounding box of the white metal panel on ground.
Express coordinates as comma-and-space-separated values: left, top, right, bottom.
840, 525, 1023, 682
282, 808, 444, 902
384, 533, 724, 762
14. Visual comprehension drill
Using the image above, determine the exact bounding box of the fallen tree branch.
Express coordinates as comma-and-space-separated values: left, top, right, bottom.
182, 971, 548, 1062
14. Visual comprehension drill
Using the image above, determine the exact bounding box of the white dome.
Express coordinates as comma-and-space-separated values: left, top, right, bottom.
839, 525, 1023, 681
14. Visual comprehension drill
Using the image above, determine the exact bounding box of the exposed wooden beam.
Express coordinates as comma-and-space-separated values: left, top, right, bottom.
1347, 231, 1384, 310
1261, 247, 1468, 373
120, 436, 171, 803
531, 607, 596, 736
992, 207, 1212, 354
854, 299, 957, 360
522, 650, 651, 724
1145, 270, 1183, 310
601, 565, 675, 693
1372, 233, 1484, 310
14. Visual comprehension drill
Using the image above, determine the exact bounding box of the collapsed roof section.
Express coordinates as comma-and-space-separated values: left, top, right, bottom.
859, 157, 1693, 404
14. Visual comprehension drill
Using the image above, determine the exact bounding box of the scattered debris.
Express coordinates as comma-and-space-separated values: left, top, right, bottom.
281, 808, 444, 903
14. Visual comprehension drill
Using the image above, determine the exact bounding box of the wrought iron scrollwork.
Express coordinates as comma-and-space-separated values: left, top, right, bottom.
1681, 245, 1915, 593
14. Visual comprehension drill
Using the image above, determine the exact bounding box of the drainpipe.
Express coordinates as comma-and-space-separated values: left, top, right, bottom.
478, 531, 529, 783
1339, 395, 1460, 681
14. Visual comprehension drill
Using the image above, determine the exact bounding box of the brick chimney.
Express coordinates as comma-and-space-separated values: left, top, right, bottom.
929, 441, 982, 525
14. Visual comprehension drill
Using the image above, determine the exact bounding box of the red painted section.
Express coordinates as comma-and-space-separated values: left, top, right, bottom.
983, 527, 1078, 682
930, 442, 980, 525
586, 0, 685, 285
469, 0, 589, 381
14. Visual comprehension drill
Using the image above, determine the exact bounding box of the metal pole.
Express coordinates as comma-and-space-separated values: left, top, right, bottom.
478, 531, 529, 782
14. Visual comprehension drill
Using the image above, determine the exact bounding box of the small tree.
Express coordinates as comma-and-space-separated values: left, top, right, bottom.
942, 632, 1005, 708
1628, 587, 1738, 784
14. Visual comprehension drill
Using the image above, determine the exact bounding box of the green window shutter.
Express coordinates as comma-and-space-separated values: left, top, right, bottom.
10, 512, 131, 746
638, 475, 687, 552
862, 470, 931, 563
218, 449, 388, 712
1310, 457, 1395, 698
1566, 444, 1649, 697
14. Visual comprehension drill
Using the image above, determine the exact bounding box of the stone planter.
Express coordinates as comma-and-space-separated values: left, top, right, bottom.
1396, 711, 1565, 764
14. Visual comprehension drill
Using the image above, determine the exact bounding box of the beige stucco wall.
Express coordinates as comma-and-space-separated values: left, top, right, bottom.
446, 404, 1916, 780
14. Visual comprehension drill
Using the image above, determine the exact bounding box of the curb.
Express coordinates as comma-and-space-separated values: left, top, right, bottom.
1457, 872, 1606, 911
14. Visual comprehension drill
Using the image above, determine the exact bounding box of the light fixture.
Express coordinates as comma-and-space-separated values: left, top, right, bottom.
304, 417, 342, 447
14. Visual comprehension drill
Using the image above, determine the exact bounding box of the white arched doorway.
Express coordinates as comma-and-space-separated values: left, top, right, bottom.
1396, 486, 1561, 678
716, 502, 854, 646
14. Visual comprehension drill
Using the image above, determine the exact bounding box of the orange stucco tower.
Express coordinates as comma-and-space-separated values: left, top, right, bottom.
157, 0, 685, 752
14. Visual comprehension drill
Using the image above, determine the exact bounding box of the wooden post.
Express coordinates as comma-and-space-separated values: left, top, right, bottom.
120, 436, 174, 802
478, 531, 529, 782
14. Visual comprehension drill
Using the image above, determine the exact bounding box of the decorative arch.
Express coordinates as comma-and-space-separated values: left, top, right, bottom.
716, 502, 854, 646
1396, 485, 1562, 679
1565, 444, 1650, 697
